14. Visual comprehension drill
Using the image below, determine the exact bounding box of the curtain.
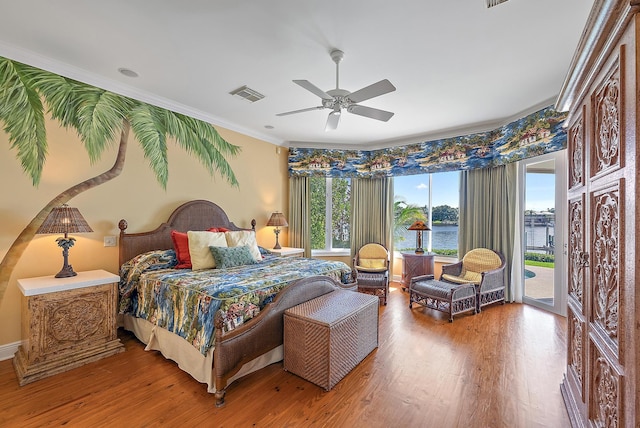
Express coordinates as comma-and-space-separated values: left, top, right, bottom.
458, 163, 518, 301
350, 177, 394, 261
288, 176, 311, 257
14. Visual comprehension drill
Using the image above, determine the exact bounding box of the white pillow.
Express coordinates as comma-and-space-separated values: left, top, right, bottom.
187, 231, 227, 270
224, 230, 262, 262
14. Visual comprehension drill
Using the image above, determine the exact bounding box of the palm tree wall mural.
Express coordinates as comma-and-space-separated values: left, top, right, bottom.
0, 57, 241, 302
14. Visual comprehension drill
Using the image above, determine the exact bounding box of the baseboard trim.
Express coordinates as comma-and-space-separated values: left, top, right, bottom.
0, 341, 19, 361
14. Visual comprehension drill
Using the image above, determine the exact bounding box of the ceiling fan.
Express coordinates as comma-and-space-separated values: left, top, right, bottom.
277, 49, 396, 131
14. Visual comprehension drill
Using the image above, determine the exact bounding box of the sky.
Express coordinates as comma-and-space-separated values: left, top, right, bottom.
394, 170, 556, 212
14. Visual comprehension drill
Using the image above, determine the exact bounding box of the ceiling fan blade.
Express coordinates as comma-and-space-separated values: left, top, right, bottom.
325, 110, 341, 131
293, 80, 333, 100
276, 106, 324, 116
347, 79, 396, 104
347, 104, 394, 122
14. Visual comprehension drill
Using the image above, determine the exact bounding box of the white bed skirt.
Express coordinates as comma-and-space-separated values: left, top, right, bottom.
123, 315, 284, 393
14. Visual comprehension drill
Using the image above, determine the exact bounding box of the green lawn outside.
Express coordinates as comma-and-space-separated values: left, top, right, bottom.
525, 260, 554, 269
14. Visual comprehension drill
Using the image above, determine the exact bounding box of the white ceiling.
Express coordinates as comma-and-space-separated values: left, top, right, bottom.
0, 0, 594, 150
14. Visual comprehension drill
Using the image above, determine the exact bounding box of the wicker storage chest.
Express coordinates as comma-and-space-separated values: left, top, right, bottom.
284, 290, 379, 390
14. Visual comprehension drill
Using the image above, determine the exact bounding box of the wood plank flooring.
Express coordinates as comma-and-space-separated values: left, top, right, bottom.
0, 283, 569, 427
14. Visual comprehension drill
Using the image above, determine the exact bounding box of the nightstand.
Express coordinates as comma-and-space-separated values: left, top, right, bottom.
269, 247, 304, 257
13, 269, 124, 386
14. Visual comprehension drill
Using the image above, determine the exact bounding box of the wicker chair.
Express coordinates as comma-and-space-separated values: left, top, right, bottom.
440, 248, 506, 312
353, 243, 390, 305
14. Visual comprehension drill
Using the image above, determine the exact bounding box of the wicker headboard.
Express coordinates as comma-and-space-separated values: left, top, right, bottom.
118, 200, 256, 266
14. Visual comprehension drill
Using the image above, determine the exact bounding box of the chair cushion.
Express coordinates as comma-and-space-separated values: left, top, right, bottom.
442, 273, 479, 284
358, 258, 387, 269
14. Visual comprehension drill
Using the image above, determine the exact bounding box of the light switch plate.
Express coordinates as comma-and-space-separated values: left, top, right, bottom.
104, 236, 117, 247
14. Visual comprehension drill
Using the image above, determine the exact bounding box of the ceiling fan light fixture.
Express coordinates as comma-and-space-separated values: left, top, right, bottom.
325, 109, 341, 131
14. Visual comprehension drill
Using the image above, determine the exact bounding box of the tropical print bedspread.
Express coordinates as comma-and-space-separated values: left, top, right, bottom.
119, 250, 353, 355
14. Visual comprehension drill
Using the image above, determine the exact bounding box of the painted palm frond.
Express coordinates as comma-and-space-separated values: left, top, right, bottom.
129, 103, 169, 187
71, 87, 133, 162
0, 58, 47, 185
162, 109, 239, 187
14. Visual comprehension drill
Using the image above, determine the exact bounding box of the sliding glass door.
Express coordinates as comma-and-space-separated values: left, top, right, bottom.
520, 152, 566, 315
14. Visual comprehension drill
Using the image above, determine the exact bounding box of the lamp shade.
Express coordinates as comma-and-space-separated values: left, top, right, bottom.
36, 204, 93, 278
36, 205, 93, 235
266, 212, 288, 228
407, 220, 430, 231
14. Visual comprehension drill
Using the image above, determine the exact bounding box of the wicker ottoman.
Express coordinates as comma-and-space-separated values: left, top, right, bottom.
284, 290, 379, 391
409, 274, 477, 322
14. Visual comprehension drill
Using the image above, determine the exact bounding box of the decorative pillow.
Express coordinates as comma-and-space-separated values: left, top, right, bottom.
209, 245, 257, 269
170, 230, 192, 269
358, 258, 386, 269
224, 230, 262, 262
208, 227, 230, 233
187, 231, 227, 270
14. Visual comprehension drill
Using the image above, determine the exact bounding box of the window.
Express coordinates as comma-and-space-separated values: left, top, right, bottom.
394, 171, 459, 257
310, 177, 351, 252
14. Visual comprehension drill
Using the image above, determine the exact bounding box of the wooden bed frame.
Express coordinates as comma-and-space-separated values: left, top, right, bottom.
118, 200, 347, 406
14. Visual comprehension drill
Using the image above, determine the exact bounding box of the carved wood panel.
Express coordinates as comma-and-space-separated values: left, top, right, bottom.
27, 285, 115, 364
591, 58, 622, 179
568, 195, 585, 307
568, 308, 585, 399
568, 109, 585, 189
589, 340, 622, 428
560, 9, 636, 427
590, 182, 622, 356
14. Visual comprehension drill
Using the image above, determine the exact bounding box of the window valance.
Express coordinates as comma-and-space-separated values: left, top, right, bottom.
289, 105, 567, 178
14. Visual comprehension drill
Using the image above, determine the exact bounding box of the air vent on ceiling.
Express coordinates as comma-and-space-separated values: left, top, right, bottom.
486, 0, 508, 7
229, 85, 265, 103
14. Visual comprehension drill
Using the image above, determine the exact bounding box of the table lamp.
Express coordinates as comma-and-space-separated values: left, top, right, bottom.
407, 220, 430, 254
36, 204, 93, 278
266, 212, 288, 249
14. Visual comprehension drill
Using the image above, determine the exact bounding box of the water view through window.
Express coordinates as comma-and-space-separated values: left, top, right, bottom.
394, 172, 459, 255
394, 170, 555, 258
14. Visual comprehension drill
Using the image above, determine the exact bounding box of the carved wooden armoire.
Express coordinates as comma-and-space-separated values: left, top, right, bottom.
557, 1, 639, 426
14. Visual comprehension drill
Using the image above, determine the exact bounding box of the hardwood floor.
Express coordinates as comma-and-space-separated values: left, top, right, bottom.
0, 283, 569, 427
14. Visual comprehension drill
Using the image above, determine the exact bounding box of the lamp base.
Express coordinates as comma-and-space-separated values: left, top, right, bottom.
273, 228, 282, 250
414, 248, 425, 254
55, 264, 77, 278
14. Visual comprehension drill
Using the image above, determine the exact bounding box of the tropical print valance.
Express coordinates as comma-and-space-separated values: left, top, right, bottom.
288, 105, 567, 178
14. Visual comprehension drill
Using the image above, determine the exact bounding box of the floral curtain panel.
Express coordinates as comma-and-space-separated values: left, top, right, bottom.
289, 105, 567, 178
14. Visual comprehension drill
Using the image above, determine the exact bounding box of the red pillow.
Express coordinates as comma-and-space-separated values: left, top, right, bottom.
207, 227, 230, 233
171, 230, 192, 269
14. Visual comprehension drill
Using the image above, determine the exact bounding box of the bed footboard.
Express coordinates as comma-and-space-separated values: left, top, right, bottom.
213, 275, 340, 406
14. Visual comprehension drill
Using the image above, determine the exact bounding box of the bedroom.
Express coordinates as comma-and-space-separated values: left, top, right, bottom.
1, 0, 637, 426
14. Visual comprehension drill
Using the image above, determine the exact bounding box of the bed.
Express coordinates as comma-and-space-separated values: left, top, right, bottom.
117, 200, 354, 406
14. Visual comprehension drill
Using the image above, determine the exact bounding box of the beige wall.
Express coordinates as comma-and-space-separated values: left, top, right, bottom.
0, 117, 289, 347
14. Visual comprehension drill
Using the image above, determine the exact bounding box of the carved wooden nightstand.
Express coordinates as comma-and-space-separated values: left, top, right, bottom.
13, 269, 124, 385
